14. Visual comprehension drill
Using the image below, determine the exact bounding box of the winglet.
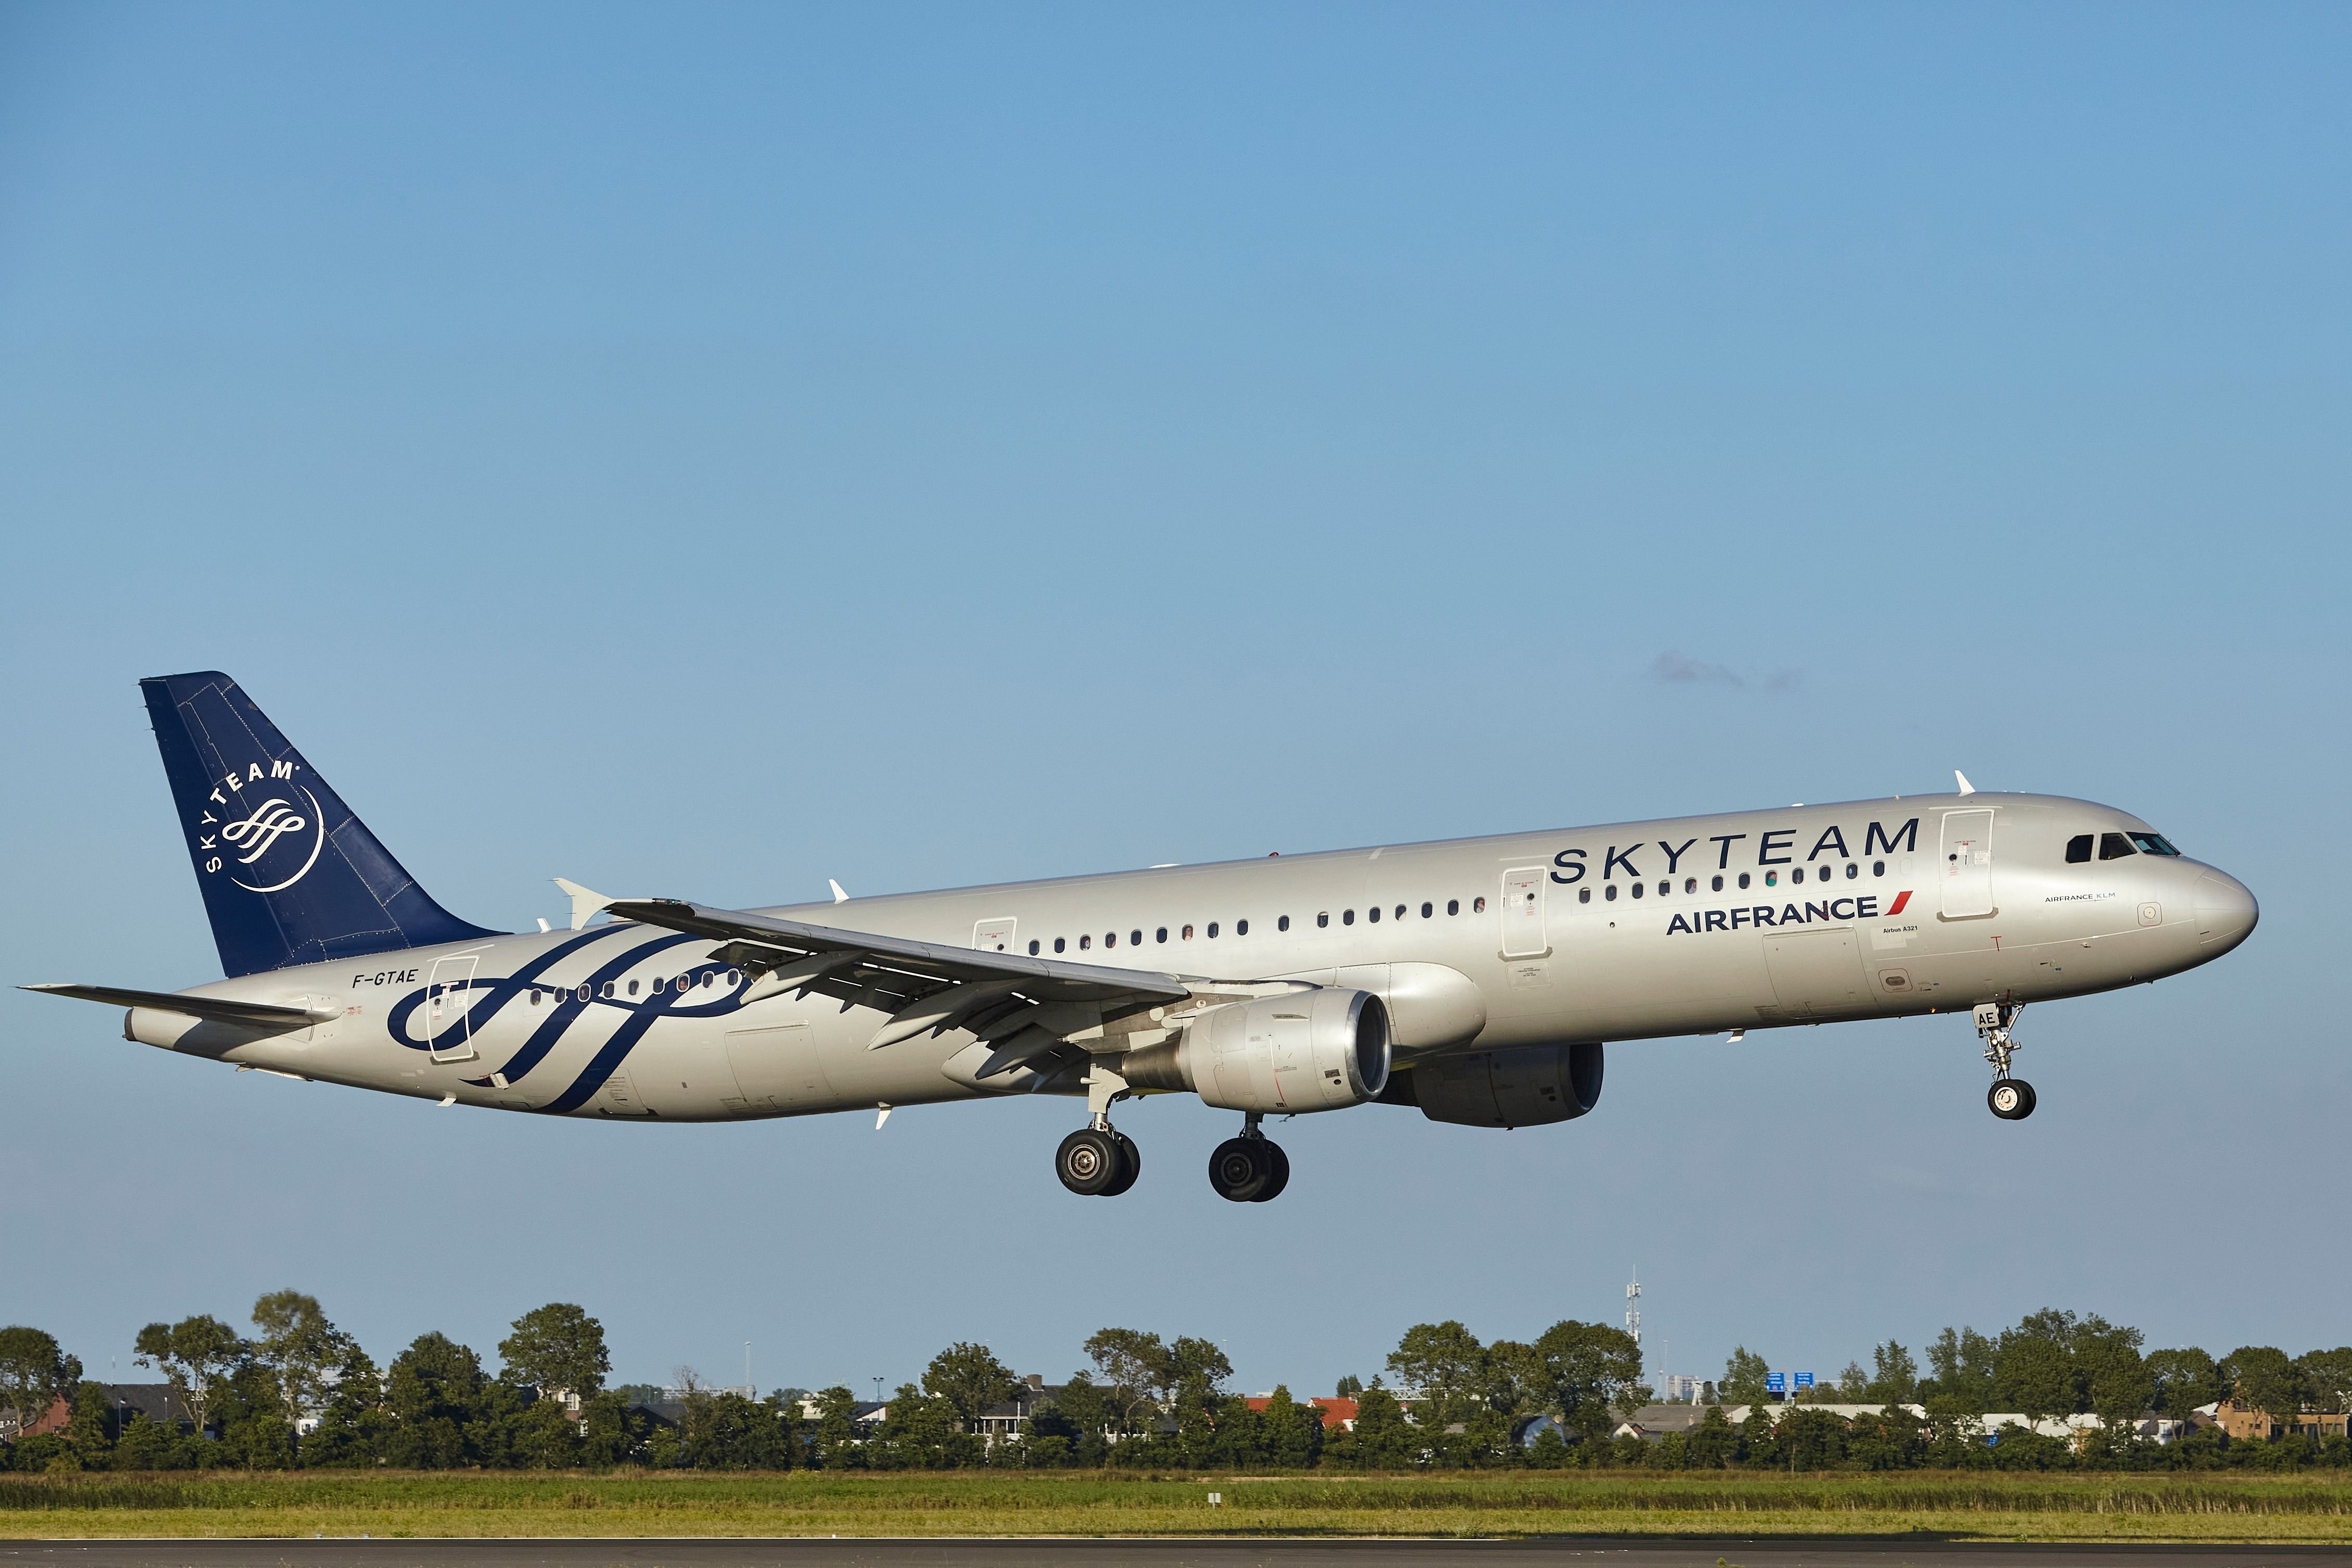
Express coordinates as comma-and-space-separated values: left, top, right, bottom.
1954, 770, 1976, 796
553, 878, 614, 931
829, 879, 850, 904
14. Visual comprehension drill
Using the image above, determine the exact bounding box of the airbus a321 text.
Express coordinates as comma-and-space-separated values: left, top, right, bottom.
27, 673, 2259, 1202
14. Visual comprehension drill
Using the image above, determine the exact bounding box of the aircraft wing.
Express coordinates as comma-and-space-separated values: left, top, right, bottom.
21, 983, 328, 1029
603, 898, 1196, 1055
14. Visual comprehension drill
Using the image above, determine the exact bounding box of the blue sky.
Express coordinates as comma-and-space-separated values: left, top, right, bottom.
3, 1, 2346, 1398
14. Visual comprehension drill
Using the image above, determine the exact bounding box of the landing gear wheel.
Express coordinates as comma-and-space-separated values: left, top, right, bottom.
1102, 1132, 1142, 1196
1988, 1079, 2037, 1121
1056, 1128, 1123, 1194
1208, 1136, 1272, 1203
1250, 1141, 1290, 1203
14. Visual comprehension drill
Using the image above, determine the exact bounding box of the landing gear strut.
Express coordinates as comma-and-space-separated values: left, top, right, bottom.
1976, 1002, 2036, 1121
1057, 1063, 1143, 1197
1208, 1112, 1291, 1203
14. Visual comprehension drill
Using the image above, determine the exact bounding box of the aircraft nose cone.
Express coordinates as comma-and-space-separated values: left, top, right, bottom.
2193, 871, 2258, 950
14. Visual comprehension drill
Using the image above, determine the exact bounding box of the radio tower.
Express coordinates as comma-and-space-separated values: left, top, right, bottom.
1625, 1268, 1641, 1349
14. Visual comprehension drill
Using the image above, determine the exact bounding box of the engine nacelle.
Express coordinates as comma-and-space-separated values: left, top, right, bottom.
1378, 1041, 1602, 1128
1121, 989, 1389, 1113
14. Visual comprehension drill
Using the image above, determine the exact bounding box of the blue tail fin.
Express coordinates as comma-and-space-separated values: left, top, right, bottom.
141, 672, 500, 977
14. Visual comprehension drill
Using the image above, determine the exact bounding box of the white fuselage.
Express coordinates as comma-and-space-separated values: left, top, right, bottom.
130, 791, 2256, 1123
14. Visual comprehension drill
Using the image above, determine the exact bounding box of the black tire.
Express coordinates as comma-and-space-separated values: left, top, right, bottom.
1102, 1132, 1142, 1196
1207, 1136, 1270, 1203
1250, 1141, 1290, 1202
1056, 1128, 1122, 1195
1988, 1079, 2036, 1121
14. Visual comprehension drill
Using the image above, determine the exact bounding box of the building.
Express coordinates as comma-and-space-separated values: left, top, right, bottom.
1242, 1395, 1359, 1431
2215, 1397, 2349, 1443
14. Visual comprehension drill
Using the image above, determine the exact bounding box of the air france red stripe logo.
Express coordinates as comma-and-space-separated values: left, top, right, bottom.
1666, 890, 1913, 935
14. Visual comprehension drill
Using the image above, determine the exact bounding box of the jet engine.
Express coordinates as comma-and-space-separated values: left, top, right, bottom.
1377, 1041, 1602, 1128
1120, 989, 1389, 1114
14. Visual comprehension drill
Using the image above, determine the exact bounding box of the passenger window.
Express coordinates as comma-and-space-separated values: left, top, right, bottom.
1656, 881, 1668, 896
1738, 873, 1751, 890
1343, 909, 1355, 925
1605, 884, 1618, 902
1631, 882, 1645, 899
2100, 832, 2136, 861
1236, 920, 1249, 935
1157, 927, 1168, 942
530, 989, 542, 1006
1317, 913, 1330, 928
1791, 867, 1804, 884
628, 979, 639, 995
1080, 935, 1092, 950
1395, 904, 1406, 920
1131, 929, 1143, 945
578, 984, 592, 1002
1054, 938, 1066, 953
1028, 940, 1040, 955
1447, 899, 1459, 915
1105, 932, 1116, 947
1474, 896, 1486, 912
1578, 887, 1591, 904
603, 982, 615, 997
1845, 863, 1858, 879
1369, 907, 1381, 922
1208, 922, 1220, 938
2065, 834, 2093, 864
2130, 832, 2181, 856
1871, 861, 1885, 877
1421, 902, 1433, 918
1684, 877, 1697, 893
1183, 925, 1194, 940
1278, 916, 1289, 932
1711, 875, 1723, 891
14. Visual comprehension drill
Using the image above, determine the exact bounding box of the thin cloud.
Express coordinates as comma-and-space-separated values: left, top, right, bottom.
1651, 652, 1804, 691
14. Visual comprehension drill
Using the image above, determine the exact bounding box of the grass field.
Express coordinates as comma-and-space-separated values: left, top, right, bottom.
5, 1470, 2352, 1541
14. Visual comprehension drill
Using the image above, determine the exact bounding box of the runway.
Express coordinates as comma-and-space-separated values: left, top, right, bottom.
4, 1540, 2348, 1568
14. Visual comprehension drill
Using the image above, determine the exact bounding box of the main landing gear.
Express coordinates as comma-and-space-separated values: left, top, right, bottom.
1208, 1112, 1290, 1203
1976, 1001, 2037, 1121
1055, 1123, 1140, 1196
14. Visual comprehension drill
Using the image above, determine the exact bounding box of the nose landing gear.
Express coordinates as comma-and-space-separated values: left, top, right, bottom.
1976, 1002, 2036, 1120
1208, 1112, 1290, 1203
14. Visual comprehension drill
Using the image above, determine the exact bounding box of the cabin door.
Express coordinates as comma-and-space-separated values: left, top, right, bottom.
424, 954, 480, 1063
1939, 810, 1996, 919
1500, 868, 1547, 957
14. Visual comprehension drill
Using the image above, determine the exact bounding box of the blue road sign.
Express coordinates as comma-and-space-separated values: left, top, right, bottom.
1795, 1371, 1816, 1390
1765, 1372, 1785, 1394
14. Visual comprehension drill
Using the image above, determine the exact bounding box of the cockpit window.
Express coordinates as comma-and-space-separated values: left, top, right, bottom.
2130, 832, 2181, 856
2098, 832, 2136, 860
2065, 834, 2093, 864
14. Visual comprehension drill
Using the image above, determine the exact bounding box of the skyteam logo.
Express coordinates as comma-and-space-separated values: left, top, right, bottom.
195, 759, 326, 893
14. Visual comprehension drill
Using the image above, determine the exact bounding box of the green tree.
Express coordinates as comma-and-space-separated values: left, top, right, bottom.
497, 1303, 610, 1398
382, 1331, 489, 1468
922, 1342, 1018, 1434
2224, 1346, 2304, 1428
1081, 1328, 1169, 1432
2296, 1348, 2352, 1414
1683, 1403, 1736, 1468
1335, 1373, 1363, 1398
1329, 1383, 1416, 1469
2146, 1347, 2224, 1415
1258, 1385, 1323, 1469
807, 1385, 865, 1469
1719, 1345, 1772, 1408
1926, 1326, 1997, 1411
1387, 1321, 1488, 1425
1527, 1319, 1645, 1438
133, 1315, 246, 1438
679, 1388, 796, 1469
1868, 1341, 1918, 1403
248, 1291, 357, 1432
1993, 1335, 2075, 1423
0, 1326, 81, 1440
2075, 1320, 2153, 1431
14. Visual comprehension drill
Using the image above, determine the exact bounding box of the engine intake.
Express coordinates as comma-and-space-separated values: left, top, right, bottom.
1121, 989, 1389, 1113
1378, 1041, 1602, 1128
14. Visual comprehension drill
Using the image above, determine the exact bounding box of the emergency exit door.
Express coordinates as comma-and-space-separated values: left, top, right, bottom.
1940, 810, 1996, 918
1500, 868, 1547, 957
424, 954, 480, 1063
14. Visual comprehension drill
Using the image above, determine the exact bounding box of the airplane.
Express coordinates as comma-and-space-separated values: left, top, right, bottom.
27, 672, 2258, 1203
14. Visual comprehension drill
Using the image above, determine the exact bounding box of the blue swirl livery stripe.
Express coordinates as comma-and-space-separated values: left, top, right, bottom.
541, 962, 754, 1114
470, 933, 701, 1087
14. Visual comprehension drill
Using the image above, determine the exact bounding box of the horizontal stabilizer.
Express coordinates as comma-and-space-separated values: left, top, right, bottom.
21, 983, 329, 1029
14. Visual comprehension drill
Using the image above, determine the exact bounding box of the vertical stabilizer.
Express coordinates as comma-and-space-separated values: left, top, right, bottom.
140, 672, 499, 977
